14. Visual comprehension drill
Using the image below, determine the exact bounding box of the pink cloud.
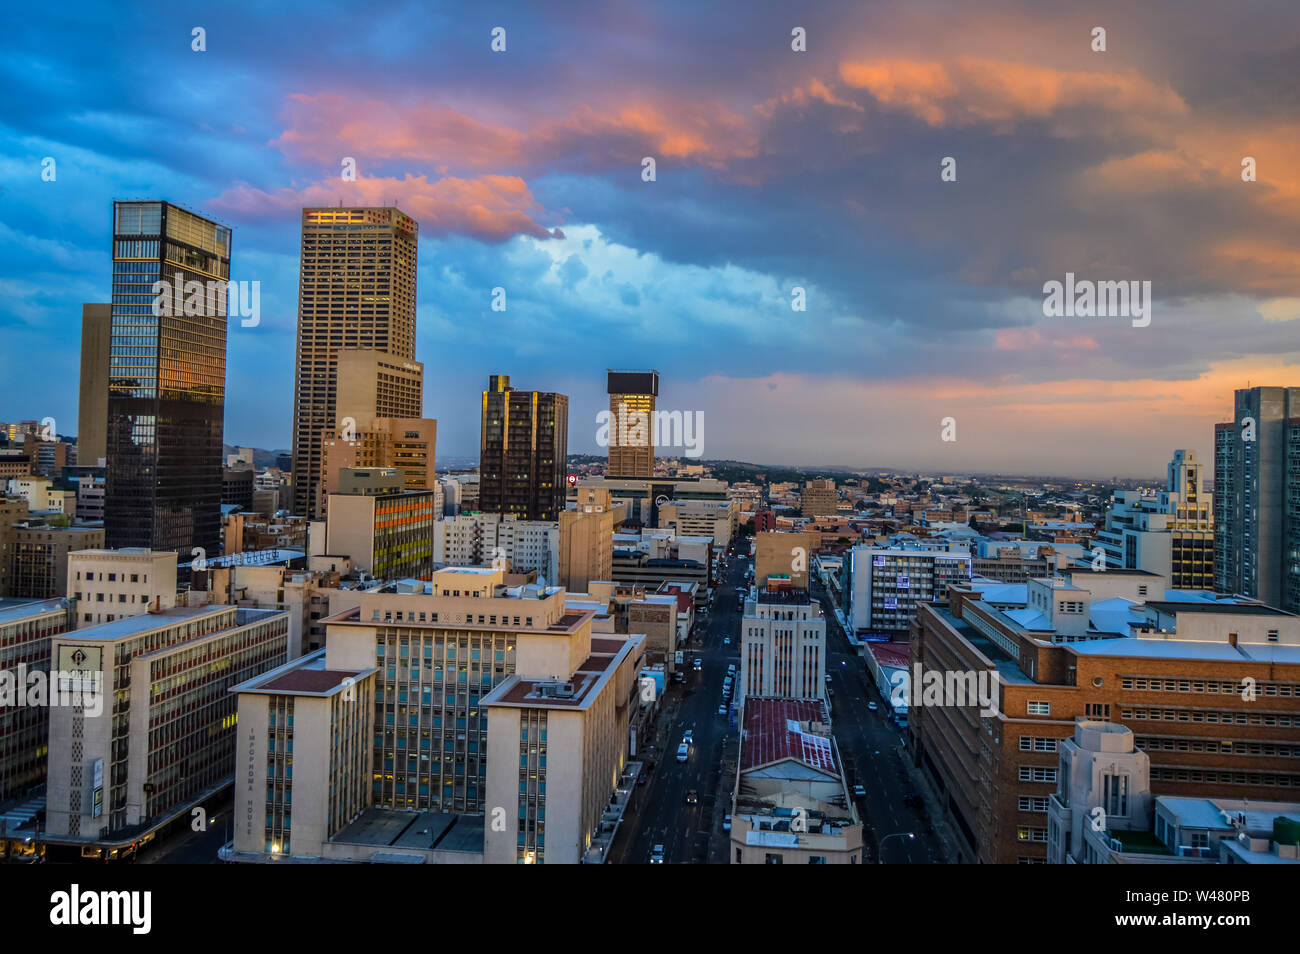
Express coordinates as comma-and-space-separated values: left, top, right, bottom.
211, 173, 562, 243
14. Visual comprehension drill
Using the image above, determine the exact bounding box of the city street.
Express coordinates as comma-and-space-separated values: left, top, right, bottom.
613, 542, 946, 864
615, 541, 749, 864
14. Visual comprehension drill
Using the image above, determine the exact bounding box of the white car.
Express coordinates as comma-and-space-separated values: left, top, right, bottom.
868, 701, 879, 712
676, 743, 689, 762
718, 704, 727, 716
852, 784, 867, 798
722, 815, 732, 832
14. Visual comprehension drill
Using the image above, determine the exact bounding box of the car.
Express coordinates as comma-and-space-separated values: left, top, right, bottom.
722, 814, 732, 832
723, 636, 731, 646
682, 730, 694, 745
727, 663, 736, 673
672, 670, 684, 683
685, 789, 698, 805
718, 704, 727, 716
867, 701, 878, 711
636, 773, 648, 786
827, 687, 834, 697
825, 674, 832, 684
852, 784, 867, 798
650, 844, 665, 864
693, 658, 702, 671
676, 743, 689, 762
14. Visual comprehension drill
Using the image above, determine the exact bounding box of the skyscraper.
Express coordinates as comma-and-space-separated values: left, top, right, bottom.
479, 374, 568, 521
1214, 386, 1300, 611
290, 207, 419, 516
77, 303, 111, 468
105, 201, 230, 556
606, 369, 658, 477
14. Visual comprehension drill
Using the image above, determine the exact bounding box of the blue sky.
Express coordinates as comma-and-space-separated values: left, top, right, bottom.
3, 0, 1299, 474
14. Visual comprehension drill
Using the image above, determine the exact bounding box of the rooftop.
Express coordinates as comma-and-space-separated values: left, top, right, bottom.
333, 809, 484, 854
740, 697, 837, 775
0, 597, 66, 626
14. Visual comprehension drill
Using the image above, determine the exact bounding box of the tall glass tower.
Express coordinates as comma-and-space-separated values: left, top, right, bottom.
105, 201, 231, 557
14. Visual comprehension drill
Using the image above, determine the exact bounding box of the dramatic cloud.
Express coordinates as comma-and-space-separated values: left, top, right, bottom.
1, 0, 1298, 476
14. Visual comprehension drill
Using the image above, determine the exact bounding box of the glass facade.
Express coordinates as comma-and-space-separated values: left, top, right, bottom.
479, 375, 569, 521
105, 201, 231, 556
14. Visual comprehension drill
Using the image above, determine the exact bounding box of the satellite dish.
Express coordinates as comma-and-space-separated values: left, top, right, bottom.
655, 495, 670, 506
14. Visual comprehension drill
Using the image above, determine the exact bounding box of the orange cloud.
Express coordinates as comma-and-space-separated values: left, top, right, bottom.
211, 173, 561, 243
270, 94, 756, 173
838, 57, 1187, 132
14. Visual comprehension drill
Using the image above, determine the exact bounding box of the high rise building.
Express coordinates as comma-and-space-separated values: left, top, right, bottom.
1097, 449, 1213, 588
290, 208, 419, 517
104, 201, 231, 558
479, 374, 568, 521
1214, 387, 1300, 611
606, 370, 657, 478
77, 303, 111, 469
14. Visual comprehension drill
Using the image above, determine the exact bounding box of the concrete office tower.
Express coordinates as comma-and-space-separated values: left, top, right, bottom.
1096, 449, 1213, 589
479, 374, 569, 521
66, 548, 178, 628
738, 588, 826, 704
290, 208, 419, 517
0, 599, 75, 801
105, 201, 231, 557
319, 414, 436, 517
1214, 387, 1300, 611
801, 478, 838, 517
43, 604, 288, 844
606, 370, 658, 478
77, 303, 111, 469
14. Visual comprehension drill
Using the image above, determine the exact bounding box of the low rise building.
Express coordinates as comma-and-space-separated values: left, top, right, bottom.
67, 548, 177, 628
738, 589, 825, 704
730, 697, 862, 863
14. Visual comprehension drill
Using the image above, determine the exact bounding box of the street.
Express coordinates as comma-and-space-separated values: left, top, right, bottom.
612, 540, 946, 864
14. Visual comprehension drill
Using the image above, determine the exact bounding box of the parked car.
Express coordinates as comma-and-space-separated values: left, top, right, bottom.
636, 773, 648, 787
852, 784, 867, 798
722, 815, 732, 832
718, 704, 727, 716
867, 701, 878, 711
650, 844, 665, 864
825, 674, 832, 684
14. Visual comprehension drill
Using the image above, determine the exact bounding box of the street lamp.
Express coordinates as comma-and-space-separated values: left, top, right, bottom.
877, 831, 915, 864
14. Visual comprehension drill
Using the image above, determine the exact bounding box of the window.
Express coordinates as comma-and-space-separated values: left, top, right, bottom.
764, 853, 783, 864
1103, 774, 1128, 817
1027, 701, 1050, 716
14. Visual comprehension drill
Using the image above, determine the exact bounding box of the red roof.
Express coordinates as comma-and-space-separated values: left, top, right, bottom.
740, 698, 837, 775
868, 641, 910, 669
260, 669, 360, 693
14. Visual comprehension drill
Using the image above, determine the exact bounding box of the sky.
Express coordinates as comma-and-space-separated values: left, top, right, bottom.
2, 0, 1298, 477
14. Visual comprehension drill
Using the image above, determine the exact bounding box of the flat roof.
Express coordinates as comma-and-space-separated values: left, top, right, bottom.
333, 809, 484, 853
1144, 600, 1297, 617
0, 598, 65, 625
1069, 637, 1300, 664
52, 603, 232, 642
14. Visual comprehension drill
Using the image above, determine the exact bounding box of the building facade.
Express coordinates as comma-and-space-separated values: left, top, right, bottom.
479, 374, 568, 521
105, 201, 231, 558
290, 208, 420, 516
1214, 386, 1300, 611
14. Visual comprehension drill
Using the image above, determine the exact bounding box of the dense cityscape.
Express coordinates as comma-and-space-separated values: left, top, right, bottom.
1, 0, 1293, 935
